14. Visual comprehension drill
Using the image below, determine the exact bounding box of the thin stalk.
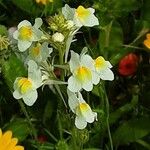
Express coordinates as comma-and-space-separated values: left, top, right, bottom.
18, 100, 37, 139
98, 84, 105, 109
44, 128, 58, 142
58, 49, 65, 81
102, 83, 113, 150
105, 96, 113, 150
136, 140, 150, 150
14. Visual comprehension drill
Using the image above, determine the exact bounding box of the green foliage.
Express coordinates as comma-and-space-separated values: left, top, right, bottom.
141, 0, 150, 22
112, 117, 150, 145
4, 118, 31, 141
12, 0, 62, 16
2, 54, 27, 90
99, 21, 123, 54
0, 0, 150, 150
0, 25, 7, 36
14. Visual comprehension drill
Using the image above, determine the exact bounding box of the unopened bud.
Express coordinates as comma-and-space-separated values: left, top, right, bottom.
52, 32, 64, 42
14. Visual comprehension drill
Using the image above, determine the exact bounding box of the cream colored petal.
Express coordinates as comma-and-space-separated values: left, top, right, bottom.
69, 51, 80, 73
67, 76, 81, 92
67, 89, 79, 113
73, 15, 83, 27
99, 69, 114, 81
75, 115, 87, 129
106, 61, 113, 68
88, 8, 95, 14
31, 28, 43, 41
81, 54, 94, 70
23, 90, 38, 106
18, 20, 32, 29
82, 80, 93, 92
13, 30, 19, 40
41, 42, 53, 61
13, 90, 22, 99
28, 60, 42, 88
18, 40, 32, 52
34, 18, 43, 29
62, 4, 75, 20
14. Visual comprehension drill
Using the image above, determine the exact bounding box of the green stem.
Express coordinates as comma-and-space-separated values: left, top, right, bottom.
18, 100, 37, 140
102, 82, 113, 150
98, 84, 105, 109
58, 49, 65, 81
136, 139, 150, 150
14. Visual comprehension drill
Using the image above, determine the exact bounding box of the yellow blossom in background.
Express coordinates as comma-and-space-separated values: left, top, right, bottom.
0, 129, 24, 150
143, 33, 150, 49
35, 0, 53, 5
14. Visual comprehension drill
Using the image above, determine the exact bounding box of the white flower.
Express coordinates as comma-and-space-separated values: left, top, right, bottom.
62, 4, 99, 27
68, 49, 99, 92
67, 90, 97, 129
13, 60, 42, 106
94, 56, 114, 81
52, 32, 65, 42
66, 20, 74, 29
27, 42, 53, 63
13, 18, 43, 52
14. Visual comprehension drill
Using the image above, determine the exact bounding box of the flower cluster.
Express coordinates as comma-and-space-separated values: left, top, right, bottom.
11, 4, 114, 129
68, 50, 114, 92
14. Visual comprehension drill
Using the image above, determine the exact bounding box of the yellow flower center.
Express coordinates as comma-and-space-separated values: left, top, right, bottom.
17, 78, 32, 94
31, 44, 41, 57
75, 66, 92, 83
94, 56, 106, 70
76, 6, 90, 20
79, 103, 89, 112
19, 26, 33, 40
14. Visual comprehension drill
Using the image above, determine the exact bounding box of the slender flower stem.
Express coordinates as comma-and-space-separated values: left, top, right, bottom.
102, 82, 113, 150
105, 96, 113, 150
18, 100, 37, 140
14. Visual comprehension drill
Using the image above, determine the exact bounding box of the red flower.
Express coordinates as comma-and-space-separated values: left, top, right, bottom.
118, 53, 139, 76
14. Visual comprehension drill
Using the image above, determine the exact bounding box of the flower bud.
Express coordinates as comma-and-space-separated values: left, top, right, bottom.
52, 32, 64, 42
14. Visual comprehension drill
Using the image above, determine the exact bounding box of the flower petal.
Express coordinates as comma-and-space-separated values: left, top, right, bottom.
82, 80, 93, 91
31, 28, 43, 41
67, 89, 79, 113
28, 60, 42, 88
13, 90, 22, 99
99, 69, 114, 81
75, 115, 87, 129
18, 40, 32, 52
69, 51, 80, 73
23, 90, 38, 106
13, 146, 24, 150
13, 30, 19, 40
6, 138, 18, 150
62, 4, 75, 20
92, 72, 100, 85
18, 20, 32, 29
68, 76, 81, 92
0, 130, 12, 148
34, 18, 43, 29
81, 54, 94, 70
